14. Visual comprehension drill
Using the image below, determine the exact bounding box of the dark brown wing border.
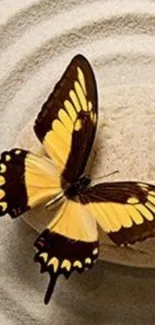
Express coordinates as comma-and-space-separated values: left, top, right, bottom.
0, 149, 29, 218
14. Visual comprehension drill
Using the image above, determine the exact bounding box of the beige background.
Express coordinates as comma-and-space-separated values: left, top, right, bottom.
1, 0, 155, 324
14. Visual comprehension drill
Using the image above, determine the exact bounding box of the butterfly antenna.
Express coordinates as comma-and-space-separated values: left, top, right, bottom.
93, 170, 119, 181
87, 149, 97, 177
44, 274, 58, 305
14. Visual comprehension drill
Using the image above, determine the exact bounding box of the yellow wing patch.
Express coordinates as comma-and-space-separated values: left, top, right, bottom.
48, 257, 59, 272
77, 67, 87, 94
0, 176, 5, 186
25, 153, 61, 207
87, 198, 155, 234
0, 164, 7, 173
0, 202, 7, 212
61, 259, 71, 271
48, 200, 97, 242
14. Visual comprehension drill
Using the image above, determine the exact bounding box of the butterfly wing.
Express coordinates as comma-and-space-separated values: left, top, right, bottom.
79, 181, 155, 245
34, 199, 98, 304
34, 54, 98, 184
0, 149, 60, 218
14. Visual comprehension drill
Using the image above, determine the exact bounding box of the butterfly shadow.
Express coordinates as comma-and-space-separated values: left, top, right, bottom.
51, 260, 155, 325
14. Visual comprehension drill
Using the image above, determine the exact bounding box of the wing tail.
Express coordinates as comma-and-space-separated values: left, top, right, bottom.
44, 274, 58, 305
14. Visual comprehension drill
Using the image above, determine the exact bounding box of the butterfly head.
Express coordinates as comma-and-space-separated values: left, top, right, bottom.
65, 176, 91, 199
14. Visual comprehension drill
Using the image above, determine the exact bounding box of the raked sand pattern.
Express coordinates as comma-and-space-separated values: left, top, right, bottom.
1, 1, 155, 324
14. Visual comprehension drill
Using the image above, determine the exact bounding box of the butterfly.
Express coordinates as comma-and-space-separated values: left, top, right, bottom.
1, 55, 155, 304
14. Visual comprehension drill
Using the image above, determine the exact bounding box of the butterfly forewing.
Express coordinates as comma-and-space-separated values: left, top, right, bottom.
34, 54, 98, 184
0, 149, 61, 218
79, 181, 155, 245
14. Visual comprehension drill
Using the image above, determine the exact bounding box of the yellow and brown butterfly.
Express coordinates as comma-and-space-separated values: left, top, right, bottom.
0, 55, 155, 304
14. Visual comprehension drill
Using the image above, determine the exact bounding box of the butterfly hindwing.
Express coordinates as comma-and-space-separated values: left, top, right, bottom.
0, 148, 60, 218
34, 200, 98, 304
34, 54, 98, 183
79, 181, 155, 245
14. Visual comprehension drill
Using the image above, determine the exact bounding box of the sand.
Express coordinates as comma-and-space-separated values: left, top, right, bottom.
1, 0, 155, 324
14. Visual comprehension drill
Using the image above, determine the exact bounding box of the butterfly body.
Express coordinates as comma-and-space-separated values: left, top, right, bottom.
46, 175, 91, 209
1, 54, 155, 304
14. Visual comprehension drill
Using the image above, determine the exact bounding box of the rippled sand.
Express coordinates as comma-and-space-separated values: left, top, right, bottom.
1, 0, 155, 323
